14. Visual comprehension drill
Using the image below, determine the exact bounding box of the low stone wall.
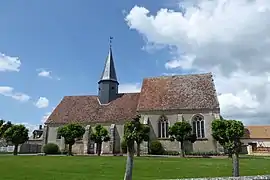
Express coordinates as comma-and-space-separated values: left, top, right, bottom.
173, 175, 270, 180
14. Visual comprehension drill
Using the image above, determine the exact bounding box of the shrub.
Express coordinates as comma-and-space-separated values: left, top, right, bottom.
164, 150, 180, 156
149, 140, 165, 155
185, 151, 223, 156
121, 140, 127, 154
43, 143, 60, 155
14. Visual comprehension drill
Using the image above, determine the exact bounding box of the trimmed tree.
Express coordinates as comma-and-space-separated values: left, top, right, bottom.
168, 121, 197, 157
89, 124, 110, 156
135, 122, 150, 157
57, 123, 85, 156
123, 115, 142, 180
3, 124, 29, 155
212, 119, 244, 177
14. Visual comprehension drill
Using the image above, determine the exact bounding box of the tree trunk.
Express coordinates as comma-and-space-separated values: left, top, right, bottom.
124, 144, 134, 180
68, 144, 73, 156
136, 143, 140, 157
232, 153, 240, 177
180, 141, 185, 158
13, 144, 18, 156
97, 143, 102, 156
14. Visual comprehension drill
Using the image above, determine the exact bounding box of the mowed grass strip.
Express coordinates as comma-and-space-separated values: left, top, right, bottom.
0, 156, 269, 180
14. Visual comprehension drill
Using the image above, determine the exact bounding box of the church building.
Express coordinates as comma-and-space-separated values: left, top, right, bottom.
43, 44, 221, 155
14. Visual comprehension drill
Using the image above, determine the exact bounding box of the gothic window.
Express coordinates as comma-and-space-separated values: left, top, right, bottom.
192, 115, 205, 138
158, 115, 169, 138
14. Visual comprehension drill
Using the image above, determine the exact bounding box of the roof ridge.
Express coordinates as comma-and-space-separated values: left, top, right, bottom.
143, 72, 212, 80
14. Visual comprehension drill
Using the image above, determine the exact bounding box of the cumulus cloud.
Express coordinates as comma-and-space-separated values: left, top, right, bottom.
0, 53, 21, 72
125, 0, 270, 125
119, 83, 141, 93
38, 70, 52, 78
37, 69, 60, 80
35, 97, 49, 108
0, 86, 30, 102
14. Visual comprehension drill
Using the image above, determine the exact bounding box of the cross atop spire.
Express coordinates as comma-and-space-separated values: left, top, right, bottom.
109, 36, 113, 49
99, 36, 118, 83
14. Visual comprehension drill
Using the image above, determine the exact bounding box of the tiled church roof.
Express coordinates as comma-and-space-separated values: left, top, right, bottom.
45, 73, 219, 124
46, 93, 140, 124
137, 73, 220, 111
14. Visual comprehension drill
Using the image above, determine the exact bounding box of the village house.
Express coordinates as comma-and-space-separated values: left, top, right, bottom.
43, 45, 221, 155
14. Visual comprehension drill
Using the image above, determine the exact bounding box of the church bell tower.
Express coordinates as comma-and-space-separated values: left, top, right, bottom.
98, 37, 119, 104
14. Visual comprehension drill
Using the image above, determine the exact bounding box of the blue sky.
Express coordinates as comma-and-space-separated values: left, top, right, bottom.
0, 1, 185, 130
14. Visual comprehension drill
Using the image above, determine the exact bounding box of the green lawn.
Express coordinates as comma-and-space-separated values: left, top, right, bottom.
0, 156, 269, 180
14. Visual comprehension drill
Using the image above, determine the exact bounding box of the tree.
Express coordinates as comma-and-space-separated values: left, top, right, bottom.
212, 119, 244, 177
0, 120, 13, 138
3, 124, 29, 155
168, 121, 197, 157
89, 124, 110, 156
57, 123, 85, 156
134, 122, 150, 157
123, 115, 143, 180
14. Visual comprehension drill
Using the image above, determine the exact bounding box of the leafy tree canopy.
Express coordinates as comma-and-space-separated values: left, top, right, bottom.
168, 121, 196, 143
90, 124, 110, 143
3, 124, 28, 145
212, 119, 244, 154
124, 115, 149, 146
0, 120, 13, 138
58, 123, 85, 145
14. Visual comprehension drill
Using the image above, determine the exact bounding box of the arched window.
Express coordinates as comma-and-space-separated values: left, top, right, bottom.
192, 115, 205, 138
158, 115, 169, 138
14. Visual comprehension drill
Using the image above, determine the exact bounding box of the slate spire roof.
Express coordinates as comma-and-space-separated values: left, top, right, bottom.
99, 45, 117, 83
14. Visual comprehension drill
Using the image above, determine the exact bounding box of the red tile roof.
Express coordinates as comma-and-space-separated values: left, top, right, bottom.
243, 126, 270, 139
45, 73, 220, 124
45, 93, 140, 124
137, 73, 219, 111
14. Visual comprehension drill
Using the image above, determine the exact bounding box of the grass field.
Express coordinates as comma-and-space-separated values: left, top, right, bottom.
0, 156, 269, 180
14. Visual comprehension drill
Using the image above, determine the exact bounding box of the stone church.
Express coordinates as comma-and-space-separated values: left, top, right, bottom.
43, 45, 221, 155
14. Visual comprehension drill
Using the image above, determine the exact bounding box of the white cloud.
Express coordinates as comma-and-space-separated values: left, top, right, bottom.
0, 53, 21, 72
0, 86, 30, 102
35, 97, 49, 108
37, 69, 60, 80
119, 83, 141, 93
125, 0, 270, 125
38, 70, 52, 78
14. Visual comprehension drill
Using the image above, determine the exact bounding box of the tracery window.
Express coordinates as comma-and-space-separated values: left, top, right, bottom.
158, 115, 169, 138
192, 115, 205, 138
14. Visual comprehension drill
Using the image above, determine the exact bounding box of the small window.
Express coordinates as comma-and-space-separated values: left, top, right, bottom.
111, 87, 114, 89
99, 88, 101, 91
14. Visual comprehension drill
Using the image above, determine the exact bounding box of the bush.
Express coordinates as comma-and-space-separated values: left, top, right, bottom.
185, 151, 223, 156
121, 140, 127, 154
164, 150, 180, 156
149, 140, 165, 155
43, 143, 60, 155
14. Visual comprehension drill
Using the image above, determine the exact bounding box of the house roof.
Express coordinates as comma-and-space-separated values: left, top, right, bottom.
46, 93, 140, 124
243, 126, 270, 139
137, 73, 220, 111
